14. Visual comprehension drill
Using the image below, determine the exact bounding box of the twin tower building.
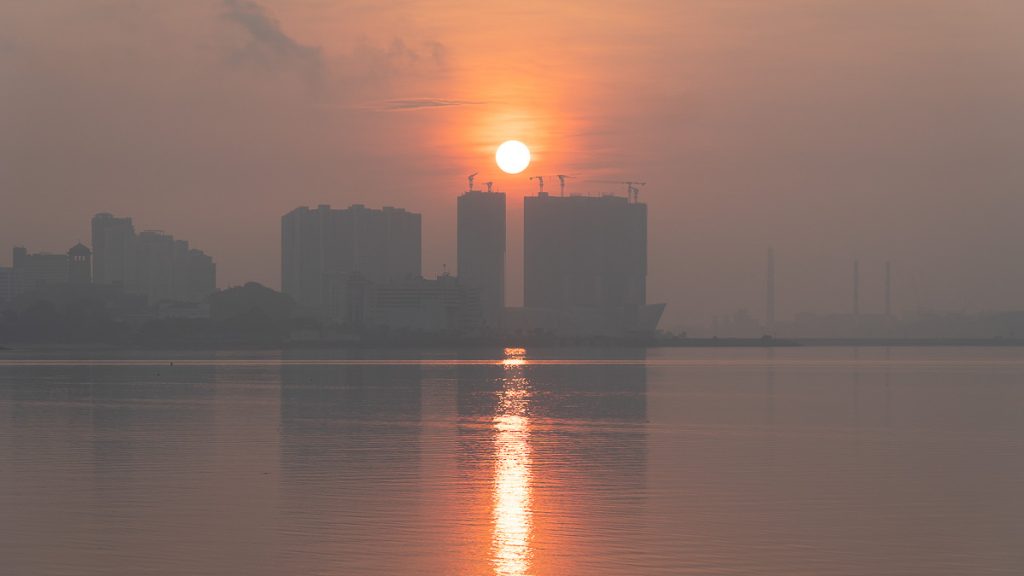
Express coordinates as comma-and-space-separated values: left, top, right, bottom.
281, 183, 664, 336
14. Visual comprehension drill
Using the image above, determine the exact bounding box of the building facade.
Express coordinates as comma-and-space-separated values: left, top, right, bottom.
90, 212, 216, 303
368, 274, 481, 333
282, 204, 422, 315
0, 267, 13, 307
187, 249, 217, 303
457, 190, 505, 329
523, 193, 660, 333
68, 243, 92, 284
524, 193, 647, 310
12, 246, 69, 295
91, 213, 136, 288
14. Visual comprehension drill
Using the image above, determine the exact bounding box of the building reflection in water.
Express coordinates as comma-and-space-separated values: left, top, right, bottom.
492, 347, 533, 576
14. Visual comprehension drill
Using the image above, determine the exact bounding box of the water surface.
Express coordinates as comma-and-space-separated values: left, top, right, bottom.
1, 347, 1022, 575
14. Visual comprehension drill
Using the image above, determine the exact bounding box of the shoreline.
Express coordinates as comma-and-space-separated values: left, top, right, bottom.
3, 337, 1024, 353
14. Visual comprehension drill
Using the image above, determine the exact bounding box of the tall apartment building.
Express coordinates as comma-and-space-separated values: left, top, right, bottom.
91, 213, 135, 288
457, 190, 505, 328
90, 213, 216, 303
281, 204, 422, 315
11, 246, 69, 295
524, 193, 647, 312
0, 267, 14, 306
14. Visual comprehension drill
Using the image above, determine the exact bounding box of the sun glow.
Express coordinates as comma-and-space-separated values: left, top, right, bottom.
495, 141, 531, 174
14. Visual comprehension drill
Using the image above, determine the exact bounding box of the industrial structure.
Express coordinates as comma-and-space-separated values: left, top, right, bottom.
766, 247, 776, 333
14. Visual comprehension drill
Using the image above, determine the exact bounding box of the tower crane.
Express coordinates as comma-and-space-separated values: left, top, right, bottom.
530, 174, 577, 196
467, 172, 478, 192
529, 175, 545, 195
555, 174, 575, 196
584, 180, 646, 203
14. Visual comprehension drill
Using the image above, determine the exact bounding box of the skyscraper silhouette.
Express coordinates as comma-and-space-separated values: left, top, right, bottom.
458, 189, 505, 328
281, 204, 421, 314
91, 213, 135, 287
521, 192, 660, 333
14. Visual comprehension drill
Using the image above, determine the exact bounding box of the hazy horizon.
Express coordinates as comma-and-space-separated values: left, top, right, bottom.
3, 0, 1023, 329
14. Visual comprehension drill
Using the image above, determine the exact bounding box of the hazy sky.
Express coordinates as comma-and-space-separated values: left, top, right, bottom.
2, 0, 1023, 328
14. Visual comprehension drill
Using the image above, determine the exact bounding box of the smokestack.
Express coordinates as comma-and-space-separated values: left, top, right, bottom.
885, 261, 891, 317
853, 259, 860, 316
766, 247, 775, 331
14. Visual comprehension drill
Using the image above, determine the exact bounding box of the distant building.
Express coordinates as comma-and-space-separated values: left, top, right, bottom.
135, 230, 175, 303
522, 193, 660, 333
12, 246, 68, 295
90, 213, 216, 304
458, 190, 505, 329
329, 272, 481, 333
68, 243, 92, 284
187, 249, 216, 303
524, 193, 647, 310
91, 213, 135, 288
281, 204, 422, 316
0, 266, 13, 306
370, 274, 481, 332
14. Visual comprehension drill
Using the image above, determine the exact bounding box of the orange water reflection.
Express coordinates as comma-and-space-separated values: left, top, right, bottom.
492, 347, 533, 576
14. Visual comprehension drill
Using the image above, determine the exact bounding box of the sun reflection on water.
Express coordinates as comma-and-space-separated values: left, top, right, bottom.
492, 347, 533, 576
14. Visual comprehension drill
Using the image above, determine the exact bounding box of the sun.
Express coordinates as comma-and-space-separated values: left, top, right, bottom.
496, 140, 531, 174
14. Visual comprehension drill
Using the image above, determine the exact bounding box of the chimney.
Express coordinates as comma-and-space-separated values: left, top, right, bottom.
766, 247, 776, 331
885, 261, 891, 317
853, 259, 860, 316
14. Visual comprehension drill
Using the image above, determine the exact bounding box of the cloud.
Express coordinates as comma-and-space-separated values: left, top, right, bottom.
379, 98, 479, 111
221, 0, 320, 69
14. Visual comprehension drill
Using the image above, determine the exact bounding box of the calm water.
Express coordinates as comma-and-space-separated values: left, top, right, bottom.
1, 347, 1022, 575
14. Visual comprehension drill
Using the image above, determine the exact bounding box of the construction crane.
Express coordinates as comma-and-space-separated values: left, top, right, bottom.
467, 172, 478, 192
585, 180, 646, 203
530, 174, 576, 196
529, 175, 545, 195
556, 174, 575, 196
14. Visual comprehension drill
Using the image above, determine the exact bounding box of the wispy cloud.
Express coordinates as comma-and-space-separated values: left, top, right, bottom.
379, 98, 481, 111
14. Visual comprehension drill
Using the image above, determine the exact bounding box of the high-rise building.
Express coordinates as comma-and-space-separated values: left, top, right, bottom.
0, 266, 13, 306
68, 243, 92, 284
12, 246, 69, 295
90, 213, 215, 303
135, 230, 175, 303
91, 213, 135, 288
282, 204, 422, 315
187, 249, 217, 303
458, 190, 505, 327
524, 193, 647, 312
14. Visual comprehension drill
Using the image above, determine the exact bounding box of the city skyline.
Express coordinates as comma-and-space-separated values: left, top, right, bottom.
1, 181, 1021, 334
3, 1, 1024, 330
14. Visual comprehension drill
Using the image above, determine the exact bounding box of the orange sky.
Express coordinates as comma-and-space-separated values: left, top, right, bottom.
2, 0, 1024, 328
